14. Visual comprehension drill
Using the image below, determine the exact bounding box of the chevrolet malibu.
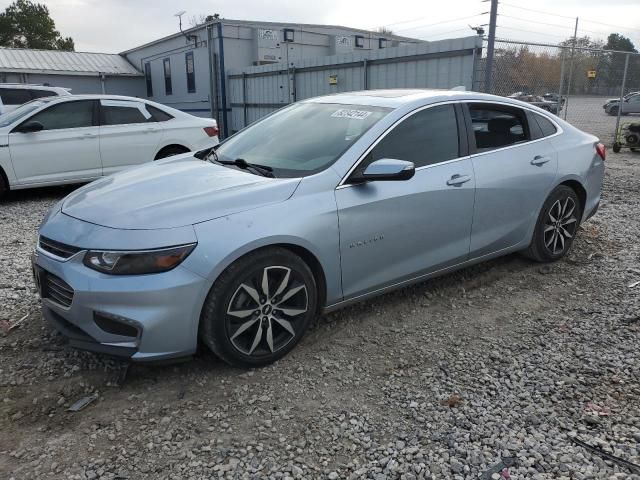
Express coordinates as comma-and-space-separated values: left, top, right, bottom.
33, 89, 605, 368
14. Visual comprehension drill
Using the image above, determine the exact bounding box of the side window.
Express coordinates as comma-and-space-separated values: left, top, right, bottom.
26, 100, 95, 130
101, 101, 153, 125
468, 104, 529, 152
146, 105, 173, 122
185, 52, 196, 93
163, 58, 172, 95
0, 88, 32, 105
145, 62, 153, 97
30, 90, 57, 99
361, 104, 459, 170
533, 113, 557, 138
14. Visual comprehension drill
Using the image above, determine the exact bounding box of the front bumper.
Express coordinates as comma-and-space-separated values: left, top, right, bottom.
33, 247, 210, 362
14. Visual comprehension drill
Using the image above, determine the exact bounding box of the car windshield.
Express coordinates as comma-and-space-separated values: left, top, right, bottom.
0, 99, 52, 128
215, 103, 391, 177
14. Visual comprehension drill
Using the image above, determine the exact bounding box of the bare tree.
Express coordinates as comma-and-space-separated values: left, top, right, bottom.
377, 26, 394, 36
188, 14, 209, 27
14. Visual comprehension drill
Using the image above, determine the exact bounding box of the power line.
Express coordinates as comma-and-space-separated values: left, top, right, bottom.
416, 27, 476, 40
496, 25, 570, 40
393, 14, 483, 33
499, 14, 626, 37
500, 2, 640, 35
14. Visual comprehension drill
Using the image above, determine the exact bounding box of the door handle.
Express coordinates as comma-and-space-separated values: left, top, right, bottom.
79, 133, 96, 139
531, 155, 551, 166
446, 174, 472, 187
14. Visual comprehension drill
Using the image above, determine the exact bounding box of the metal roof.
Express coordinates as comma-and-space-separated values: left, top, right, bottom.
0, 48, 142, 76
122, 19, 421, 54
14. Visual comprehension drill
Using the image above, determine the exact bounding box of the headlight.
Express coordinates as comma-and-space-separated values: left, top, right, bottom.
83, 244, 196, 275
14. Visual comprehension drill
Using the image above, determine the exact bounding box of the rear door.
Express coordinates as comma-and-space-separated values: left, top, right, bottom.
464, 102, 558, 258
98, 99, 165, 175
335, 103, 476, 300
8, 99, 102, 185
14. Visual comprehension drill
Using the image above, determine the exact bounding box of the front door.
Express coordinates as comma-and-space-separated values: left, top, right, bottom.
98, 99, 164, 175
9, 99, 101, 185
335, 103, 476, 300
464, 102, 559, 258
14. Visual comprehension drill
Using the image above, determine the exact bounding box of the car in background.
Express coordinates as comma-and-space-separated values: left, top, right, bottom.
0, 83, 70, 115
603, 91, 639, 109
508, 93, 561, 114
0, 95, 218, 196
542, 92, 565, 105
606, 93, 640, 116
32, 89, 605, 367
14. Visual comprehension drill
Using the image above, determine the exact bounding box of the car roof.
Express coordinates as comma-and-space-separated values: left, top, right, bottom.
302, 89, 533, 109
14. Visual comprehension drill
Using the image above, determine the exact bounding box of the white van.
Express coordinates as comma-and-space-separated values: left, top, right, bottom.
0, 84, 71, 115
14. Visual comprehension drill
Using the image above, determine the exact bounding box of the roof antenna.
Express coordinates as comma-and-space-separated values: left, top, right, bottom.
174, 11, 198, 44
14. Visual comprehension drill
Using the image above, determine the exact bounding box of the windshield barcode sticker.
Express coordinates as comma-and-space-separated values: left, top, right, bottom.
331, 109, 373, 120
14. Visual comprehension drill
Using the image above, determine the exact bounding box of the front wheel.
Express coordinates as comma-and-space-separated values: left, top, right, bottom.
613, 143, 622, 153
200, 247, 318, 368
523, 186, 582, 263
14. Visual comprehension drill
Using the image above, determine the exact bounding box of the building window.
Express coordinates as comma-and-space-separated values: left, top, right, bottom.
379, 38, 388, 49
355, 35, 364, 48
144, 62, 153, 97
283, 28, 295, 42
163, 58, 172, 95
185, 52, 196, 93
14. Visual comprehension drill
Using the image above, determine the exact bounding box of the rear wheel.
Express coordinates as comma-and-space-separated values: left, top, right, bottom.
200, 247, 318, 368
523, 186, 582, 263
155, 145, 189, 159
0, 172, 7, 200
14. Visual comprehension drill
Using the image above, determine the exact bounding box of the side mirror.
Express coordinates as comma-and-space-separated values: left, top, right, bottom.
351, 158, 415, 183
16, 121, 44, 133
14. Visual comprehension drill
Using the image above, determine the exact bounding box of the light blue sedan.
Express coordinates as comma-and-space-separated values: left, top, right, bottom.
33, 89, 605, 367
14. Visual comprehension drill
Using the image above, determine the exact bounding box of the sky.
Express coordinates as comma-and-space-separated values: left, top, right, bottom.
1, 0, 639, 53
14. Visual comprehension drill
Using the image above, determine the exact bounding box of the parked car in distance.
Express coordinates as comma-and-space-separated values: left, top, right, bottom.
603, 91, 639, 110
508, 93, 561, 114
0, 83, 70, 115
33, 89, 605, 368
606, 93, 640, 116
0, 94, 219, 196
542, 92, 565, 105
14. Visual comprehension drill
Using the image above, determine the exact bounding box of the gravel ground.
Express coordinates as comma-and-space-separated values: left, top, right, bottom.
0, 151, 639, 480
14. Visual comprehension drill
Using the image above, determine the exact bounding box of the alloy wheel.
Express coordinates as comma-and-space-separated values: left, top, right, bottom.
226, 266, 308, 356
543, 197, 578, 255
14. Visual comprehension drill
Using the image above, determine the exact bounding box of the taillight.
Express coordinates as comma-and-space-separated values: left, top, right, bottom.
204, 126, 219, 137
595, 142, 606, 161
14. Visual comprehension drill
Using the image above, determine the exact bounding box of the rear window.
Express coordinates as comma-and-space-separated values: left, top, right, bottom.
147, 105, 173, 122
534, 114, 557, 137
30, 90, 58, 99
0, 88, 32, 105
468, 103, 529, 152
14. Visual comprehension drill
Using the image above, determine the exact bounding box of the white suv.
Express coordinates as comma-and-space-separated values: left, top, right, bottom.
0, 84, 71, 115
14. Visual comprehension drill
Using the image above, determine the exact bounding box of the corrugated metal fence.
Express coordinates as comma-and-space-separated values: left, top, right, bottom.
226, 36, 482, 133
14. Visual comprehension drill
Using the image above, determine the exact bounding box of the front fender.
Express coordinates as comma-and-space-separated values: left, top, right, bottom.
183, 189, 342, 306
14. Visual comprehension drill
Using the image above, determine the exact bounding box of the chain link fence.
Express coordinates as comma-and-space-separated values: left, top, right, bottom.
474, 39, 640, 148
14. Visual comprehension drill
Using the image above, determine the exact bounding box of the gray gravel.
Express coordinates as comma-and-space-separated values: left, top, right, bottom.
0, 152, 639, 480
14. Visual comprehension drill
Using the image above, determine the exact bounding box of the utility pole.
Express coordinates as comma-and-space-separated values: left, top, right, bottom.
483, 0, 498, 93
563, 17, 579, 120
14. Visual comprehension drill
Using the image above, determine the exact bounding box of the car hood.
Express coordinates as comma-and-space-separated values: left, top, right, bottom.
61, 156, 301, 230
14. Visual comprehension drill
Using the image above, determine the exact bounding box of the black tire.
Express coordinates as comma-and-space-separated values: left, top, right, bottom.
523, 185, 582, 263
0, 173, 7, 200
200, 247, 318, 368
608, 107, 619, 116
155, 145, 189, 160
613, 143, 622, 153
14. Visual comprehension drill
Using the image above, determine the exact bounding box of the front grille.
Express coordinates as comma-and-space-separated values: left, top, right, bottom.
39, 236, 81, 259
41, 271, 74, 308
